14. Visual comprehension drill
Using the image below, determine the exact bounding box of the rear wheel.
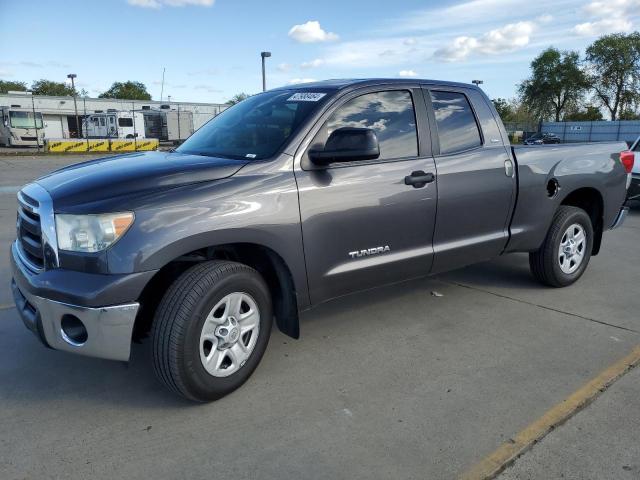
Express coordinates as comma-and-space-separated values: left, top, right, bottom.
151, 261, 272, 401
529, 206, 593, 287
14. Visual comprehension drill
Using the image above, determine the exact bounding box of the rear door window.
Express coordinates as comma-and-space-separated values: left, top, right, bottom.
430, 91, 482, 155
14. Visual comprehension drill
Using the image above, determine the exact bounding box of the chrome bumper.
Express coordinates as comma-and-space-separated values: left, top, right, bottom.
12, 279, 139, 361
610, 206, 629, 230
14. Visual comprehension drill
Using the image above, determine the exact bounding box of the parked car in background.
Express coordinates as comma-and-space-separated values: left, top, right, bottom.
524, 132, 561, 145
626, 136, 640, 201
11, 79, 632, 402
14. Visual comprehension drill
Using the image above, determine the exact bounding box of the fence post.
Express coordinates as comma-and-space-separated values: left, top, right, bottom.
616, 121, 621, 141
177, 103, 181, 143
588, 122, 593, 142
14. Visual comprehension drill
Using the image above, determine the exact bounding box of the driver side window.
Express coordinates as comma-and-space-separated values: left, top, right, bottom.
311, 90, 418, 161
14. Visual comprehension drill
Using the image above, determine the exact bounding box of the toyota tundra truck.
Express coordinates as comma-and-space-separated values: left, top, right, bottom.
10, 79, 633, 401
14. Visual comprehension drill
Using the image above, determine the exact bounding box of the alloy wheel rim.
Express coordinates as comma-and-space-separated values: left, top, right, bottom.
558, 223, 586, 274
199, 292, 260, 378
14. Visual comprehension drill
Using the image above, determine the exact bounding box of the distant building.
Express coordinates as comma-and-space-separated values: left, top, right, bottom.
0, 92, 227, 140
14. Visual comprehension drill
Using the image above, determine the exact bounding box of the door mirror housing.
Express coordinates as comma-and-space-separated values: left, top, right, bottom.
309, 127, 380, 165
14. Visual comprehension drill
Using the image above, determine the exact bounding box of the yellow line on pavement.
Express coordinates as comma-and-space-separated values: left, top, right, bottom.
0, 303, 16, 311
460, 345, 640, 480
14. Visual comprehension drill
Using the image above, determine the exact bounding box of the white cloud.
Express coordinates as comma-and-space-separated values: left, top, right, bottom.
127, 0, 214, 8
403, 38, 417, 45
433, 21, 534, 61
584, 0, 640, 17
572, 0, 638, 36
288, 21, 339, 43
398, 70, 418, 77
0, 69, 14, 77
277, 63, 292, 72
288, 78, 316, 84
301, 58, 325, 69
573, 18, 632, 36
390, 0, 521, 34
537, 14, 553, 23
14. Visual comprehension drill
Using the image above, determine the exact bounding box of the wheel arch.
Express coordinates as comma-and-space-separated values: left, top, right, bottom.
559, 186, 604, 255
134, 242, 301, 341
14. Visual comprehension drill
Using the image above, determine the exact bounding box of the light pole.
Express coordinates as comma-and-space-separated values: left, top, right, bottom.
472, 79, 484, 87
261, 51, 271, 92
29, 92, 40, 152
67, 73, 80, 138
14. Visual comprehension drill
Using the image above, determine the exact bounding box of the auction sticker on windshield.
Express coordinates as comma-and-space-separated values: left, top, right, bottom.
287, 92, 326, 102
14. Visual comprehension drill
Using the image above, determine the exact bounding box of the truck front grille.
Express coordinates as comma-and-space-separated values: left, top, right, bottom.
16, 190, 44, 271
21, 136, 37, 141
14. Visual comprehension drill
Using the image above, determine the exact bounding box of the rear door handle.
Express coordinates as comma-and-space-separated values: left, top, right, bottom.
404, 171, 435, 188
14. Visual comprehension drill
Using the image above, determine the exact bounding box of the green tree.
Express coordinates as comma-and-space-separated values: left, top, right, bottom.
564, 106, 604, 121
492, 98, 514, 120
226, 92, 250, 105
618, 109, 640, 120
0, 80, 27, 94
31, 79, 76, 96
519, 48, 590, 121
99, 81, 152, 100
585, 32, 640, 120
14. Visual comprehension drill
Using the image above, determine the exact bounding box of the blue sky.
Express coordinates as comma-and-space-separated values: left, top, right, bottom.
1, 0, 638, 103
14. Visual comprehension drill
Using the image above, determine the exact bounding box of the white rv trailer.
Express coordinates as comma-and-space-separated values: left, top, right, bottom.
82, 110, 145, 139
0, 106, 45, 147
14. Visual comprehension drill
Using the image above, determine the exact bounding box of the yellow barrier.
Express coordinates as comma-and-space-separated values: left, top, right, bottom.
45, 138, 160, 153
46, 139, 88, 153
109, 139, 136, 152
134, 139, 159, 151
87, 139, 110, 152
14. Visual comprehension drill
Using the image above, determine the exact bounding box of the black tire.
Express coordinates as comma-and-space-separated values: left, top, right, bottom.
529, 206, 594, 287
151, 261, 273, 402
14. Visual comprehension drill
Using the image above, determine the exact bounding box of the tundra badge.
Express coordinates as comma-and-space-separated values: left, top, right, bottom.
348, 246, 391, 259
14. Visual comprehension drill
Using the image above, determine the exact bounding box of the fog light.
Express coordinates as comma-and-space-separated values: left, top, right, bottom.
60, 314, 88, 346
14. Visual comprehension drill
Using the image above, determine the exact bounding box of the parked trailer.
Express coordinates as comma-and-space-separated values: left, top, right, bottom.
0, 106, 45, 147
142, 109, 194, 143
82, 111, 145, 139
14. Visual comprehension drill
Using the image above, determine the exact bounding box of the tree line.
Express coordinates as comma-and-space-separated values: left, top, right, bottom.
495, 32, 640, 123
0, 79, 152, 100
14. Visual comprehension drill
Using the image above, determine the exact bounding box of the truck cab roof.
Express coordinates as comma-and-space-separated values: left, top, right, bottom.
271, 78, 482, 93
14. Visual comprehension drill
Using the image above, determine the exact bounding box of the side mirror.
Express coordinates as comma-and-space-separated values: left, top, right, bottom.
309, 127, 380, 165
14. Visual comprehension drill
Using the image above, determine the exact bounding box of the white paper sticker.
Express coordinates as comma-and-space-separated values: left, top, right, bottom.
245, 153, 257, 158
287, 92, 326, 102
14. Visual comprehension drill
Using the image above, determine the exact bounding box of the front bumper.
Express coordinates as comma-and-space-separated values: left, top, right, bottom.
10, 241, 152, 361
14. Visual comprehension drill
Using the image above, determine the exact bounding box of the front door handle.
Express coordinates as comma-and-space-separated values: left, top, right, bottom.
404, 171, 435, 188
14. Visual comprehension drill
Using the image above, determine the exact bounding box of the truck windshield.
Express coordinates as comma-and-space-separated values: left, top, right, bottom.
177, 90, 330, 160
9, 111, 43, 129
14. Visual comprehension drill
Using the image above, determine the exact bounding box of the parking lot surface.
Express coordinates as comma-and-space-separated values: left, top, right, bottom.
0, 154, 638, 479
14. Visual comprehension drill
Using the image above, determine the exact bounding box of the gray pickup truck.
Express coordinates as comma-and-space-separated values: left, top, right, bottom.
11, 79, 632, 401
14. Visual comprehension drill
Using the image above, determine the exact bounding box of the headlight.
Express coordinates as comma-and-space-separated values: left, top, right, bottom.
55, 212, 134, 253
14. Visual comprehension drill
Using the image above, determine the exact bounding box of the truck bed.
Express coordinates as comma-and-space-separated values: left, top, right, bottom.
506, 142, 629, 253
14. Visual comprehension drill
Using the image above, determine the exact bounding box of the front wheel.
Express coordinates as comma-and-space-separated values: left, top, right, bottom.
529, 206, 594, 287
151, 261, 273, 401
